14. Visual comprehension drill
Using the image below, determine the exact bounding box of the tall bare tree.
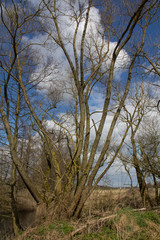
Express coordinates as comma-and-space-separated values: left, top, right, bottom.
137, 117, 160, 205
0, 0, 159, 221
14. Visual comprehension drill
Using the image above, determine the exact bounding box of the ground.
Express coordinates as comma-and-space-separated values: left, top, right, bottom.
2, 188, 160, 240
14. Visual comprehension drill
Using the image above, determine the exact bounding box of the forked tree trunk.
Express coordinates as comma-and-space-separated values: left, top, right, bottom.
68, 185, 93, 218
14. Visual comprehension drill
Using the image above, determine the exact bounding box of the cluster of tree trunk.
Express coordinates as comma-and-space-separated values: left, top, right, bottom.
0, 0, 159, 236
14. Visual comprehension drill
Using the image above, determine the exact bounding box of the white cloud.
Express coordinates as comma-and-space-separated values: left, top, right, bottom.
24, 1, 138, 186
25, 0, 130, 103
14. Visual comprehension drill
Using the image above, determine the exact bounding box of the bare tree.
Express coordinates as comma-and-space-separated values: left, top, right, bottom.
0, 0, 159, 221
0, 0, 44, 233
137, 117, 160, 205
119, 81, 158, 206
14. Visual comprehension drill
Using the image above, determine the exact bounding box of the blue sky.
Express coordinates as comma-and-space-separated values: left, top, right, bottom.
0, 0, 160, 187
19, 0, 160, 187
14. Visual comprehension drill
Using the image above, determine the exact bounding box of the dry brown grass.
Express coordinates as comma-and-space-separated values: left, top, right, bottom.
83, 187, 159, 217
2, 187, 160, 240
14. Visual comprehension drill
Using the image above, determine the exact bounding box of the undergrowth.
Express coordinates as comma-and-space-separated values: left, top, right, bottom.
17, 208, 160, 240
17, 220, 73, 240
74, 208, 160, 240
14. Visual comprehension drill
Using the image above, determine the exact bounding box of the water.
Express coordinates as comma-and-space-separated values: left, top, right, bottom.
0, 216, 14, 240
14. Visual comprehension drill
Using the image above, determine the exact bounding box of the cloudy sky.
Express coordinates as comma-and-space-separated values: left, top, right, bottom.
27, 0, 129, 97
25, 0, 160, 187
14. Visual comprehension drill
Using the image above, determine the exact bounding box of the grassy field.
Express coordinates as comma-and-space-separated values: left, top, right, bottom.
16, 208, 160, 240
5, 188, 160, 240
84, 187, 159, 216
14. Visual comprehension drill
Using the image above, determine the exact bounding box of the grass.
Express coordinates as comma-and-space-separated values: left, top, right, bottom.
15, 187, 160, 240
74, 208, 160, 240
17, 208, 160, 240
117, 207, 160, 226
75, 225, 117, 240
48, 220, 73, 234
18, 219, 73, 239
115, 208, 160, 240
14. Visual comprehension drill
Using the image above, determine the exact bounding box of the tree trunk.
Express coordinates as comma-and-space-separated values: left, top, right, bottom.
11, 149, 43, 204
11, 164, 22, 235
152, 173, 159, 205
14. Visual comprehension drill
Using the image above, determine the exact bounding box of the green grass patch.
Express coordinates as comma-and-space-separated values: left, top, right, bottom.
129, 210, 160, 227
116, 208, 160, 227
44, 220, 73, 234
54, 220, 73, 234
38, 226, 47, 235
48, 223, 56, 230
76, 226, 117, 240
18, 231, 24, 236
142, 211, 160, 224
